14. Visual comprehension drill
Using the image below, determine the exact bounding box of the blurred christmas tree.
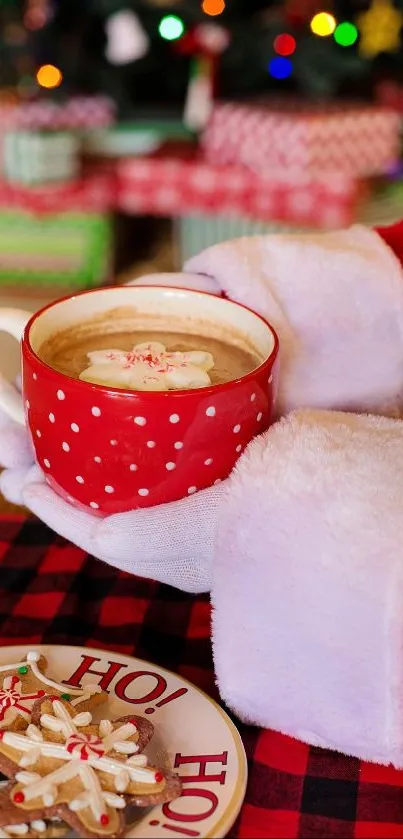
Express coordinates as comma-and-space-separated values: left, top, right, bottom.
0, 0, 402, 115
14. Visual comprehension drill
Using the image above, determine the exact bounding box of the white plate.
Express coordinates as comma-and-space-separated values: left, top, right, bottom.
0, 645, 247, 839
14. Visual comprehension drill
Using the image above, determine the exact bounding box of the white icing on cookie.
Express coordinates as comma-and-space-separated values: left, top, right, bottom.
15, 772, 41, 785
3, 700, 160, 828
0, 821, 49, 838
0, 652, 101, 713
0, 676, 45, 730
79, 342, 214, 391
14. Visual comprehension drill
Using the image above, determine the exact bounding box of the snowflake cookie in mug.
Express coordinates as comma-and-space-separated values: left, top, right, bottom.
0, 695, 181, 839
39, 327, 261, 391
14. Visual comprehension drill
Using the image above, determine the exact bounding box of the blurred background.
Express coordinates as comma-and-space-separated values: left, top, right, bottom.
0, 0, 402, 382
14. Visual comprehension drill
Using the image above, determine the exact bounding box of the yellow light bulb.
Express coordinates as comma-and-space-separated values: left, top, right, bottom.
310, 11, 337, 36
36, 64, 63, 89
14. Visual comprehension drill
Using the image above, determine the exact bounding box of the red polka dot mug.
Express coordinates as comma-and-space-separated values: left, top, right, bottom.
0, 286, 279, 515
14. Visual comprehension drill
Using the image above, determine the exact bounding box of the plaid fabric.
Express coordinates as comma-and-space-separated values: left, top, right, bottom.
1, 515, 403, 839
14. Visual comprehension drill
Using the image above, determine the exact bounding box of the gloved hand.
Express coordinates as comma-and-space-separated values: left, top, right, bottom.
183, 223, 403, 415
0, 429, 220, 593
0, 273, 221, 594
1, 223, 403, 593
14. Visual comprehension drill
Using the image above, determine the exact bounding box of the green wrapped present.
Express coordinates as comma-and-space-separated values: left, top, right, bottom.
356, 179, 403, 227
82, 120, 194, 158
3, 130, 80, 185
0, 211, 111, 290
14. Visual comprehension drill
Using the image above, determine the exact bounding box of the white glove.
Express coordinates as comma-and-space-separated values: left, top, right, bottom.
0, 273, 221, 594
0, 434, 220, 593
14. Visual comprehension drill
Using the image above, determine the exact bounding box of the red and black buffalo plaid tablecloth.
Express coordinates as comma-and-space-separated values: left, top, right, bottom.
0, 513, 402, 839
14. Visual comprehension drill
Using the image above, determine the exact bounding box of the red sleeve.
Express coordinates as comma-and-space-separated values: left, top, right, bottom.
375, 221, 403, 266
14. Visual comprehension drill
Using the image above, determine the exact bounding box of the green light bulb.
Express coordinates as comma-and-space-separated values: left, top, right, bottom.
158, 15, 185, 41
334, 21, 358, 46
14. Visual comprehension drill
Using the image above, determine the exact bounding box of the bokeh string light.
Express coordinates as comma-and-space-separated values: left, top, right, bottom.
273, 33, 296, 56
24, 0, 50, 30
310, 11, 337, 36
334, 21, 358, 45
202, 0, 226, 15
268, 56, 293, 78
36, 64, 63, 88
158, 14, 185, 40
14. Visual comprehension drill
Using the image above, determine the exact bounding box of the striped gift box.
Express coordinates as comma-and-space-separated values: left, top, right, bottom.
0, 211, 112, 289
354, 177, 403, 227
176, 214, 309, 262
3, 131, 80, 185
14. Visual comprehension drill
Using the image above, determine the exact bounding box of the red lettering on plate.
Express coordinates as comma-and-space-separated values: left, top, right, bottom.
175, 752, 228, 786
63, 655, 127, 692
162, 824, 200, 836
115, 670, 167, 703
155, 688, 188, 709
163, 789, 219, 823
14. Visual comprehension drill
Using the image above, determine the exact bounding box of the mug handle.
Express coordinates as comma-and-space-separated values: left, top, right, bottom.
0, 309, 31, 426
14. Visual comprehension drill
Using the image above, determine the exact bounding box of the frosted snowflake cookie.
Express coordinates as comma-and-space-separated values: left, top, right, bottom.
0, 782, 68, 836
0, 652, 106, 732
0, 696, 181, 839
0, 811, 67, 838
80, 342, 215, 391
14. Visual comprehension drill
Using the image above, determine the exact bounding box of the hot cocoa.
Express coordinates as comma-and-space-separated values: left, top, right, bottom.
38, 321, 261, 391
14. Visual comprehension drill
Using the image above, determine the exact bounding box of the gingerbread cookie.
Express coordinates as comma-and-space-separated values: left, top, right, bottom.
0, 817, 67, 838
0, 653, 105, 732
0, 786, 68, 837
0, 696, 181, 839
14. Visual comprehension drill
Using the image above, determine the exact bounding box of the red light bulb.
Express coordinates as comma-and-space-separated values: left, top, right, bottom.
274, 33, 296, 56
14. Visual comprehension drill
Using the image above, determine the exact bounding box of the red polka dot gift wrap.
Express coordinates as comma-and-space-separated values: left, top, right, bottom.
18, 285, 279, 515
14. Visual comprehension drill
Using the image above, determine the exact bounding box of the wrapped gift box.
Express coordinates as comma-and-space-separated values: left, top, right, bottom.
202, 101, 401, 177
0, 211, 112, 290
176, 215, 309, 262
1, 96, 116, 131
0, 172, 115, 289
83, 119, 195, 158
0, 171, 116, 214
356, 178, 403, 227
117, 152, 362, 230
0, 96, 116, 183
4, 130, 80, 185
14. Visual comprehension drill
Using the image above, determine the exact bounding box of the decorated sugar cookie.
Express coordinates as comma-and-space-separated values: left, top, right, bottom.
0, 653, 105, 732
0, 696, 181, 839
0, 816, 67, 838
